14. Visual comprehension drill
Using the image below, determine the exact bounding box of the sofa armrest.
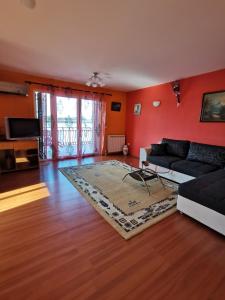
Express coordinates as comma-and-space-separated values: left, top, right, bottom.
139, 147, 151, 167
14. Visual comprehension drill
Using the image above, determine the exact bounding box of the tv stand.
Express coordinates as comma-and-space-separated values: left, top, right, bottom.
0, 140, 39, 174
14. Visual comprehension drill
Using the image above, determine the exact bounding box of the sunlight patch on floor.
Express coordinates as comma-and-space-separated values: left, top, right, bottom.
0, 183, 50, 213
15, 157, 29, 163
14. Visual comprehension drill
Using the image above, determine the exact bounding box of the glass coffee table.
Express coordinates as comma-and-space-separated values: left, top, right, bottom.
122, 161, 165, 196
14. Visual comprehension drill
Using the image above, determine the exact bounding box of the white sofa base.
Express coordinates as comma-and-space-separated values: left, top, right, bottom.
177, 195, 225, 236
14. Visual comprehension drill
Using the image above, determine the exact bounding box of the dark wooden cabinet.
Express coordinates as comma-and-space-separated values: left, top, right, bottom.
0, 140, 39, 174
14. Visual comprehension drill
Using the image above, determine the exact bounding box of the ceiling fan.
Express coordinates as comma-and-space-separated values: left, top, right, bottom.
86, 72, 111, 88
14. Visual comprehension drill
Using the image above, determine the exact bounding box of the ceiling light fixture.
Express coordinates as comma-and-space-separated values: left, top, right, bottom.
86, 72, 105, 88
21, 0, 36, 9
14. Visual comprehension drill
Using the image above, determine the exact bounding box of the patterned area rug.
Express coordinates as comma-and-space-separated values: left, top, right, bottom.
60, 160, 178, 239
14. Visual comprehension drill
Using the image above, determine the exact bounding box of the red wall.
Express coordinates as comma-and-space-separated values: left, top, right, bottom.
126, 69, 225, 157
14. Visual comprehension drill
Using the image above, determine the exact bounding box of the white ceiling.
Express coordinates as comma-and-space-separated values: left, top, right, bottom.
1, 0, 225, 91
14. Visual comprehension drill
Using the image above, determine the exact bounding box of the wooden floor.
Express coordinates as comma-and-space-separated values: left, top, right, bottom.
0, 156, 224, 300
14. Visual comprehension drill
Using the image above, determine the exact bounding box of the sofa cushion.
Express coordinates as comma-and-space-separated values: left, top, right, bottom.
171, 160, 219, 177
162, 138, 190, 158
148, 155, 182, 168
179, 169, 225, 215
150, 144, 167, 156
187, 142, 225, 167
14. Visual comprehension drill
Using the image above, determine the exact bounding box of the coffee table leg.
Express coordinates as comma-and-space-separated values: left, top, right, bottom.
122, 172, 151, 196
135, 173, 151, 196
145, 182, 151, 196
156, 174, 166, 189
122, 173, 130, 182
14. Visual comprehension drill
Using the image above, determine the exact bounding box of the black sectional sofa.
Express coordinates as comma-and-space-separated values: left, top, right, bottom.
139, 138, 225, 235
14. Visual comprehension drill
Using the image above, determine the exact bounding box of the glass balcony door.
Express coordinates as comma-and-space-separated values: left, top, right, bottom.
81, 99, 96, 156
35, 93, 99, 160
35, 92, 52, 160
56, 96, 78, 158
55, 97, 97, 158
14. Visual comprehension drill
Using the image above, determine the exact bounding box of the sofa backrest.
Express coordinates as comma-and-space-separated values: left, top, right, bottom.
162, 138, 190, 158
187, 142, 225, 167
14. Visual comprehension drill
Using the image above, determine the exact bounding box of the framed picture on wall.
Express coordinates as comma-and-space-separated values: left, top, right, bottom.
200, 91, 225, 122
134, 103, 141, 115
111, 102, 121, 112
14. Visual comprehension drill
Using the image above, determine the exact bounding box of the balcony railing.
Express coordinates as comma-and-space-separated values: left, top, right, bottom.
44, 127, 95, 147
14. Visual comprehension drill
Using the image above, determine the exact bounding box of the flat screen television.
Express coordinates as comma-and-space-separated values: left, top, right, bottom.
5, 117, 41, 140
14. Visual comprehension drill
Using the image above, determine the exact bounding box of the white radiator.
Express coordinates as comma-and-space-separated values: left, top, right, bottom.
107, 135, 125, 154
